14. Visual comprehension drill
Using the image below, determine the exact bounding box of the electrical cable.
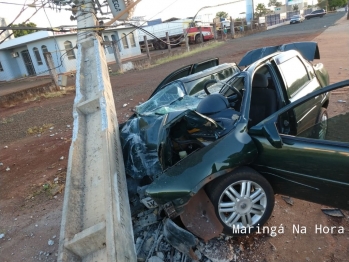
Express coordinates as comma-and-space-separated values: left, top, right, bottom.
0, 2, 48, 44
40, 0, 63, 73
0, 0, 29, 36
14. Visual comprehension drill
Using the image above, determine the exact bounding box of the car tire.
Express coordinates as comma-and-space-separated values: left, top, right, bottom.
158, 41, 167, 50
207, 167, 274, 236
314, 107, 328, 140
195, 34, 203, 44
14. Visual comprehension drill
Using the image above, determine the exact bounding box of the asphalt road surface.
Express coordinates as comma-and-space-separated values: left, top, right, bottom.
247, 12, 345, 38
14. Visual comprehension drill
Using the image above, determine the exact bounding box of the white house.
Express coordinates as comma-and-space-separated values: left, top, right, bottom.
0, 26, 141, 81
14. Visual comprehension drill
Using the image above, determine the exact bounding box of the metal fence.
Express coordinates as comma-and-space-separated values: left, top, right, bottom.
265, 14, 281, 26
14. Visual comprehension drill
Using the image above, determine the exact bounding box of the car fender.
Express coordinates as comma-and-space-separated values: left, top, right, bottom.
145, 122, 258, 206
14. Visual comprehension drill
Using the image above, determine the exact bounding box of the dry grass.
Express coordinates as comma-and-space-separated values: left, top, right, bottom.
27, 123, 54, 135
152, 41, 224, 67
25, 170, 66, 200
41, 86, 75, 98
0, 117, 14, 124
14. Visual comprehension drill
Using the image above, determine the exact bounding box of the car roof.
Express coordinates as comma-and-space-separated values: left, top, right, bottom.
239, 41, 320, 66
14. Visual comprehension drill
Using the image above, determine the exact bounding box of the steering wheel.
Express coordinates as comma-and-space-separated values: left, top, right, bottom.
203, 79, 243, 100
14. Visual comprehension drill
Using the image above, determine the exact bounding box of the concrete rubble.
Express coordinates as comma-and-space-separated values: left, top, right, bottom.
132, 207, 239, 262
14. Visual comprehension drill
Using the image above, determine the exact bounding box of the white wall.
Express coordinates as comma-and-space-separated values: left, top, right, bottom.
103, 27, 141, 61
0, 27, 140, 81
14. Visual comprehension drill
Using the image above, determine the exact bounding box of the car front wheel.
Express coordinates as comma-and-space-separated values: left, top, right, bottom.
208, 167, 274, 235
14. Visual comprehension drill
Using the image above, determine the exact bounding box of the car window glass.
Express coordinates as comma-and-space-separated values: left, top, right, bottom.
220, 75, 245, 97
279, 86, 349, 144
136, 81, 200, 115
279, 57, 310, 98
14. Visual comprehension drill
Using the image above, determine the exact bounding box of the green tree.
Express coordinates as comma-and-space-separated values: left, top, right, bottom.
11, 22, 38, 38
216, 11, 228, 19
255, 3, 268, 17
317, 0, 327, 9
328, 0, 346, 10
268, 0, 282, 7
293, 4, 299, 11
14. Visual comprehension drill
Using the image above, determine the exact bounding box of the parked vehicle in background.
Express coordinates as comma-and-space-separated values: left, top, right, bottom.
305, 9, 326, 19
137, 18, 214, 50
290, 14, 304, 24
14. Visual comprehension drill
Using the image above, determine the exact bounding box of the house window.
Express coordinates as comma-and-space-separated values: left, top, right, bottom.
0, 61, 3, 71
104, 35, 113, 54
111, 34, 121, 52
64, 41, 76, 60
41, 45, 49, 54
122, 33, 129, 49
33, 47, 43, 65
128, 32, 136, 47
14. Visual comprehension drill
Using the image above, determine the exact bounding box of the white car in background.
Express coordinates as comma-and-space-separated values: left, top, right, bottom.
290, 14, 305, 24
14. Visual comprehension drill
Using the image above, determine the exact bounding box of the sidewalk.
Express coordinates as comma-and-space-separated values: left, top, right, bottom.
313, 14, 349, 83
0, 77, 53, 97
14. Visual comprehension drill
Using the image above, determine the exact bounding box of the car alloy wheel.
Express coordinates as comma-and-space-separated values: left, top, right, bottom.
207, 167, 274, 235
218, 180, 266, 227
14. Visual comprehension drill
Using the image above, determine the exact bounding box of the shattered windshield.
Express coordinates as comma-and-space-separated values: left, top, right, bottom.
136, 81, 202, 115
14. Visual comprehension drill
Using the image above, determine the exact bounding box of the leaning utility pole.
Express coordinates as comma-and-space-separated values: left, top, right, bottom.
58, 1, 136, 261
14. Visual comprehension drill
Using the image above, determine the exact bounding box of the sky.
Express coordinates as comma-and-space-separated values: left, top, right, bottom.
0, 0, 274, 28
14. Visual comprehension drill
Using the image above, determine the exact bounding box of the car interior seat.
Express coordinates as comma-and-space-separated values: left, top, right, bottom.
249, 73, 278, 127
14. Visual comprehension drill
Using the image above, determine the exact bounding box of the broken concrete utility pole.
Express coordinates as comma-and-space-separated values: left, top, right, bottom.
58, 1, 136, 261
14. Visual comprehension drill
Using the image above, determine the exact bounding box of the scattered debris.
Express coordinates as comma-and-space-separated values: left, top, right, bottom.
48, 239, 54, 246
321, 208, 345, 218
6, 167, 10, 171
197, 238, 235, 262
269, 241, 277, 251
148, 256, 163, 262
338, 100, 347, 103
123, 103, 128, 107
0, 233, 4, 239
0, 162, 3, 166
4, 145, 8, 149
282, 196, 294, 206
59, 156, 64, 160
163, 219, 198, 260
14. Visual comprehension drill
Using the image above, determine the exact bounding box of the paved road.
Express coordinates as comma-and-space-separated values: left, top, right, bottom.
246, 12, 346, 39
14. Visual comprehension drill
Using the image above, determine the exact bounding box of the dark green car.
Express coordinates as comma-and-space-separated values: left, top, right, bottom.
120, 42, 348, 246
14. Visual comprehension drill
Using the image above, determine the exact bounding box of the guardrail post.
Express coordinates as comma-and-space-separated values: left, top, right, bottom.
143, 35, 151, 61
230, 16, 235, 39
199, 26, 203, 43
212, 21, 217, 39
166, 32, 171, 53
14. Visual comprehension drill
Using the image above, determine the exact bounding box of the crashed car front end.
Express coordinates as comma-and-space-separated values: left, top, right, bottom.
120, 66, 258, 213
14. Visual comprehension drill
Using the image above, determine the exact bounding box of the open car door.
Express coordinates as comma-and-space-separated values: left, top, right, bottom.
149, 58, 219, 98
249, 80, 349, 210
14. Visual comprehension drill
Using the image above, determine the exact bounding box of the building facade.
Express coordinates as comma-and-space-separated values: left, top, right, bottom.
0, 26, 141, 82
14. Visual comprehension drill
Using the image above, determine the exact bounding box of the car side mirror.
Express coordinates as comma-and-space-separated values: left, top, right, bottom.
249, 118, 283, 149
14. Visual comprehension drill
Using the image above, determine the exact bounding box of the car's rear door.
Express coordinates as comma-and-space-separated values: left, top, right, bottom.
249, 80, 349, 210
275, 55, 324, 134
